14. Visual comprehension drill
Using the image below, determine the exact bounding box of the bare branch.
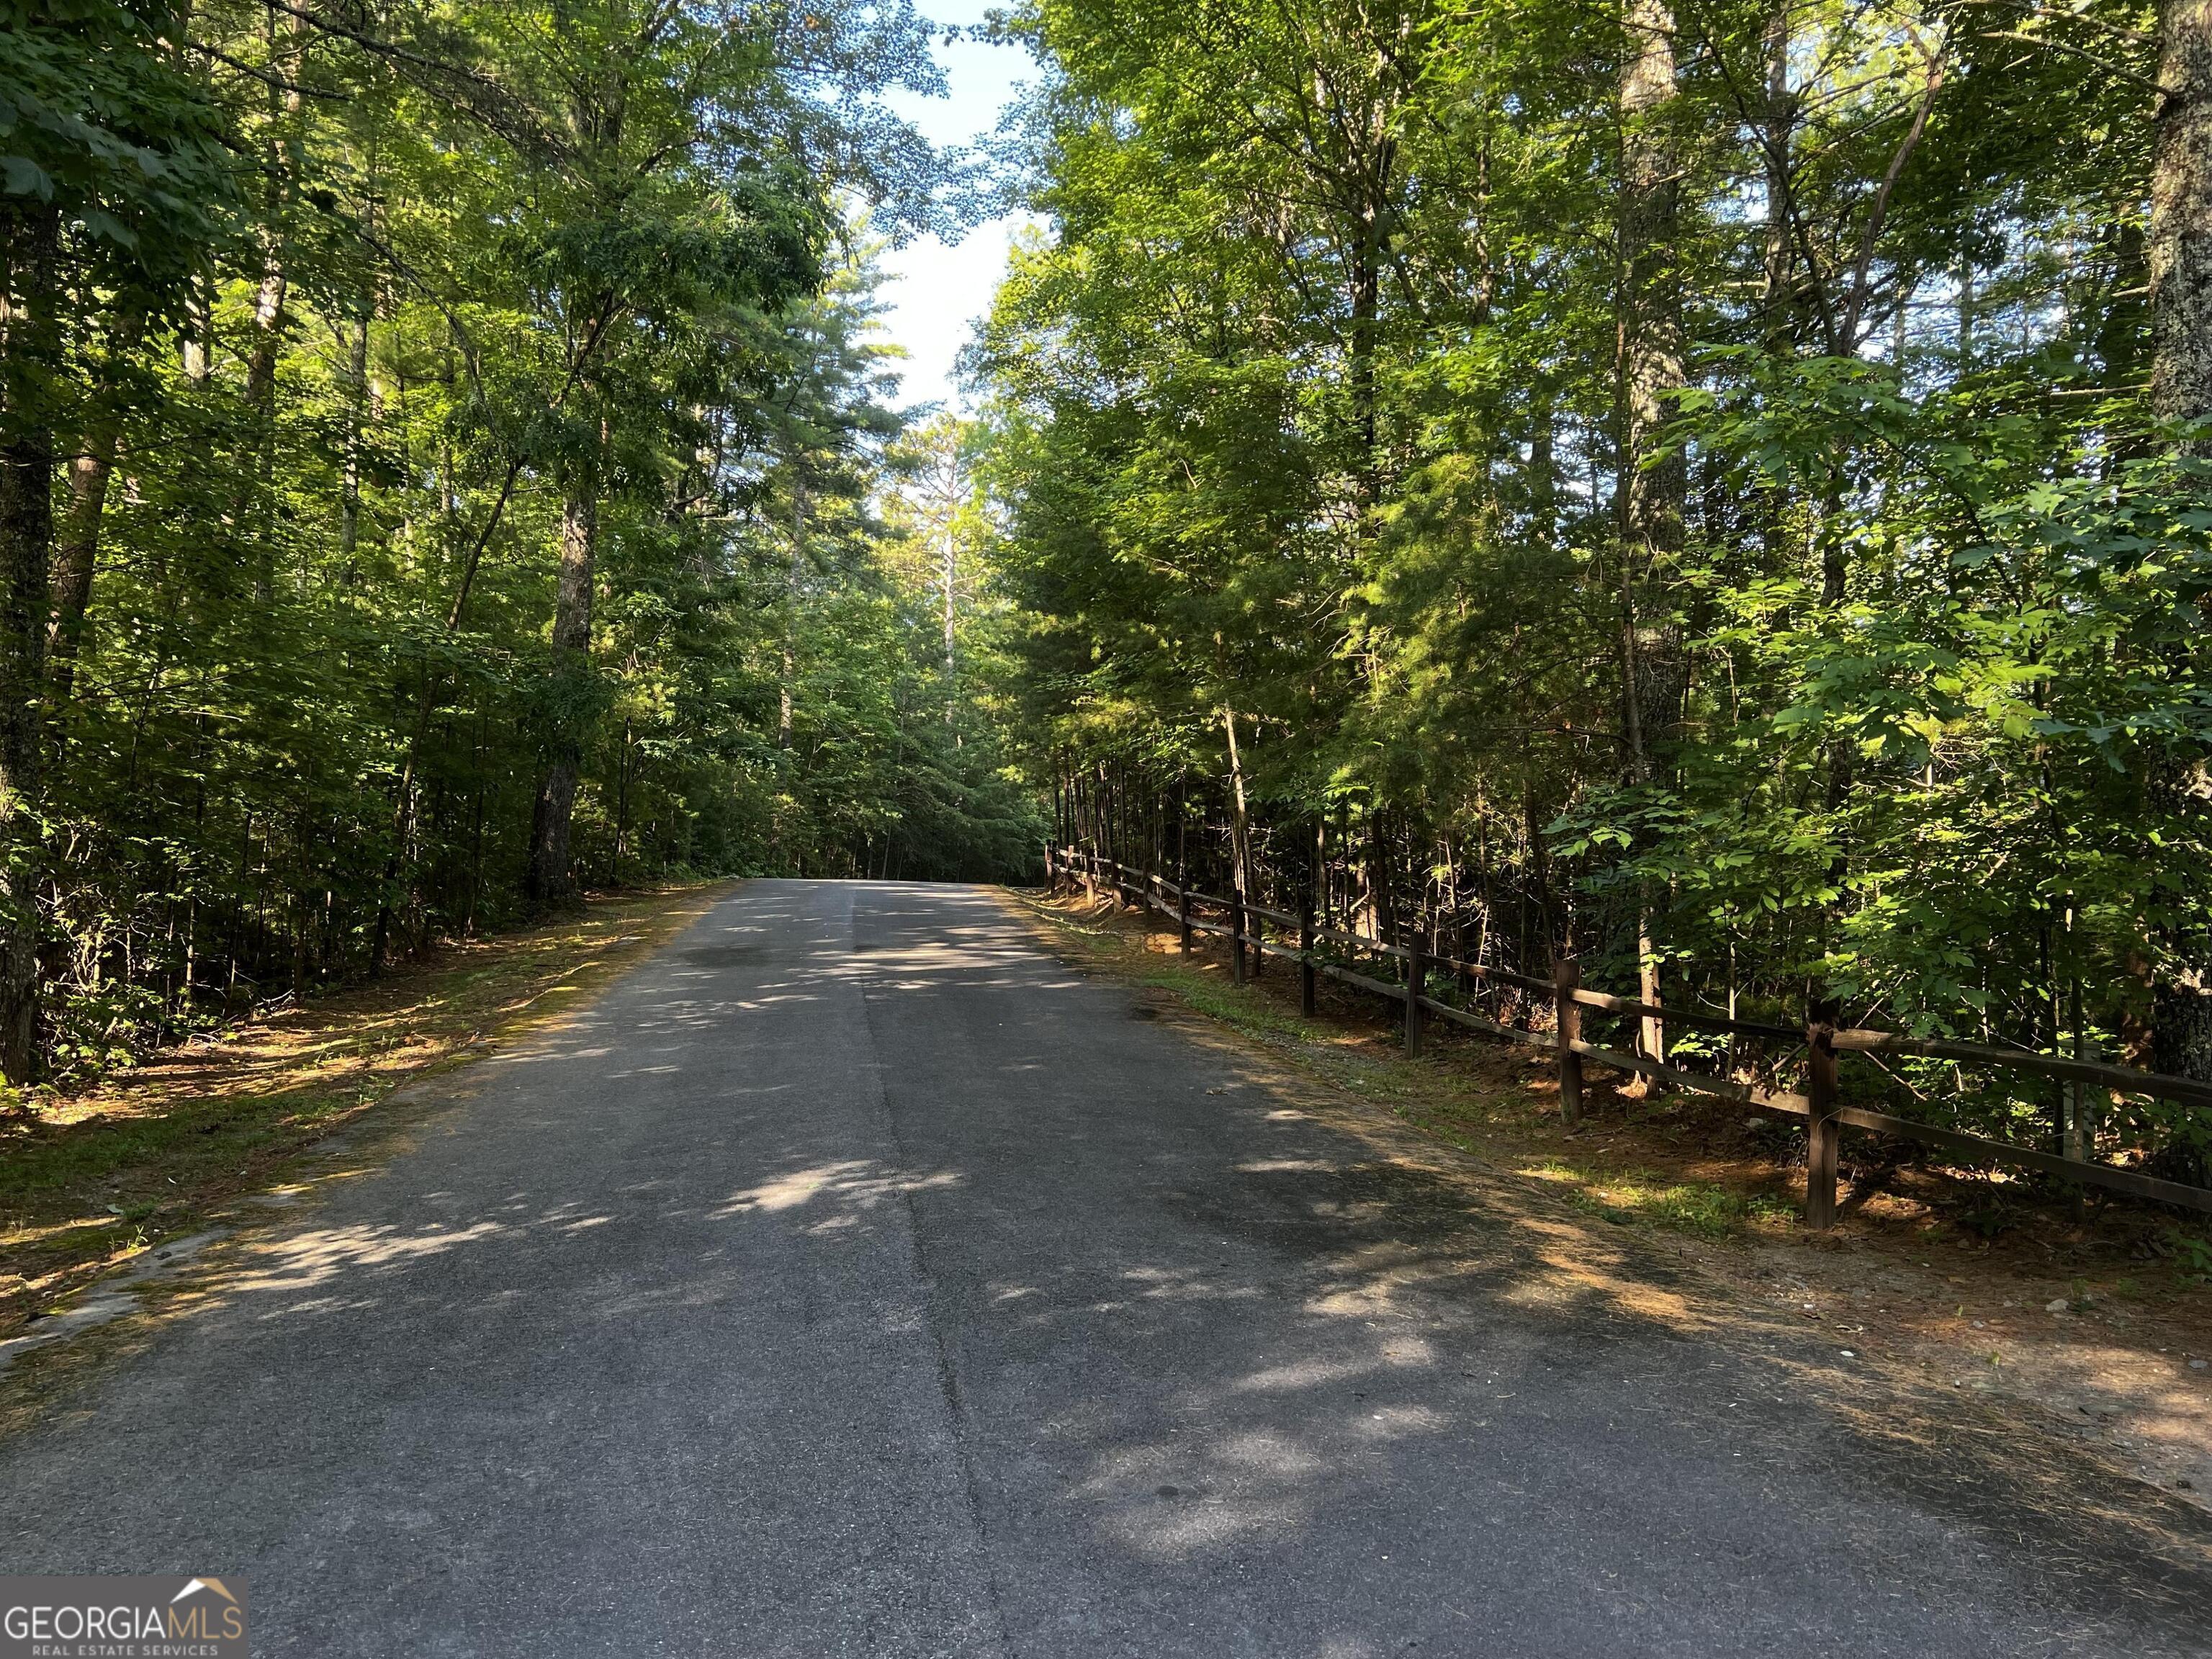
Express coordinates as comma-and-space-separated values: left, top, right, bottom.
1840, 31, 1946, 349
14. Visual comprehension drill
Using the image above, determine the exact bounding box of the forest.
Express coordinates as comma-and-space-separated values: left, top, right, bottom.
977, 0, 2212, 1181
9, 0, 2212, 1190
1, 0, 1039, 1088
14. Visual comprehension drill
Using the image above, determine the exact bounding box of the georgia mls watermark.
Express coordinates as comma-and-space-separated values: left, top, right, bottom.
1, 1577, 246, 1659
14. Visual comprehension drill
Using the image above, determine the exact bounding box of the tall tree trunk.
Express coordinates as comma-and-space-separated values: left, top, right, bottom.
779, 482, 805, 750
943, 521, 957, 729
1954, 261, 1976, 364
1761, 1, 1795, 341
1343, 97, 1395, 523
1757, 0, 1802, 572
1223, 707, 1253, 904
237, 5, 307, 605
338, 306, 369, 570
1349, 223, 1382, 517
48, 305, 145, 701
1367, 812, 1398, 949
181, 269, 212, 386
0, 199, 60, 1081
1617, 0, 1686, 745
2149, 0, 2212, 1080
338, 158, 380, 578
2154, 0, 2212, 434
48, 446, 112, 704
1529, 392, 1558, 546
526, 484, 597, 905
1617, 0, 1682, 1067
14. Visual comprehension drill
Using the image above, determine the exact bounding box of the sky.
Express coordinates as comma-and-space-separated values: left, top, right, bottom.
877, 1, 1039, 415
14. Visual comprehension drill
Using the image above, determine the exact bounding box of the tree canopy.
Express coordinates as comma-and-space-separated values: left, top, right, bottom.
973, 0, 2212, 1180
10, 0, 2212, 1195
0, 0, 1036, 1085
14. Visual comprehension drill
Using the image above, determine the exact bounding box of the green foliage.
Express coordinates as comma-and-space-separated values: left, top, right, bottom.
7, 0, 1038, 1080
2169, 1228, 2212, 1285
1526, 1162, 1794, 1238
976, 0, 2212, 1177
0, 0, 229, 259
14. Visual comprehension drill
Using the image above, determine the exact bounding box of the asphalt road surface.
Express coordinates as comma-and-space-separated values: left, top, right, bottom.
5, 881, 2207, 1656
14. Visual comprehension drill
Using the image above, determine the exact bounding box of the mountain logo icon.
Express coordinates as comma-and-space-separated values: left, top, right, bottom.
169, 1579, 239, 1607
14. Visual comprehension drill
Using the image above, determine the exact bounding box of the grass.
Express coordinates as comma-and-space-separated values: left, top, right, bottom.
1521, 1160, 1797, 1239
0, 881, 727, 1337
1153, 968, 1340, 1045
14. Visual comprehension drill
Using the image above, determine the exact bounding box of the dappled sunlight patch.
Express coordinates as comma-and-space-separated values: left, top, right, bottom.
1508, 1238, 1704, 1331
1304, 1249, 1479, 1319
230, 1219, 508, 1300
1378, 1333, 1436, 1367
1509, 1215, 1588, 1244
1119, 1264, 1265, 1305
584, 1275, 754, 1321
1354, 1402, 1446, 1438
1079, 1442, 1312, 1558
268, 1294, 387, 1318
1233, 1355, 1380, 1394
1066, 1321, 1479, 1570
1212, 1427, 1328, 1479
710, 1159, 964, 1219
3, 1215, 140, 1252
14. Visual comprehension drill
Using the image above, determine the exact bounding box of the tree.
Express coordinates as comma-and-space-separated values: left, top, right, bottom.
0, 0, 1053, 1092
979, 0, 2212, 1174
0, 0, 225, 1080
2149, 0, 2212, 1080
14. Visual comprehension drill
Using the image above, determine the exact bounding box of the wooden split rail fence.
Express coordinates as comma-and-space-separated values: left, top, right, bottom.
1043, 845, 2212, 1228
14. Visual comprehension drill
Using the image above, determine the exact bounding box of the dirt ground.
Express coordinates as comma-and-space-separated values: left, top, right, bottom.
1011, 886, 2212, 1516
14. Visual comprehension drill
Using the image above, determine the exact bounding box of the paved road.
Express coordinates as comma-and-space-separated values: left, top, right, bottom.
4, 882, 2206, 1656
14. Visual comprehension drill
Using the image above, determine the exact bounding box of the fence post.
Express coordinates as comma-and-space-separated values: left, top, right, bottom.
1299, 903, 1317, 1018
1406, 936, 1426, 1057
1178, 886, 1192, 956
2063, 1033, 2096, 1166
1250, 904, 1264, 979
1805, 1002, 1841, 1231
2062, 1033, 2095, 1218
1553, 954, 1583, 1128
1231, 889, 1247, 986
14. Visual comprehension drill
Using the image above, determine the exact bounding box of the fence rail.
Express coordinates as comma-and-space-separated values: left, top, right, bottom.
1043, 844, 2212, 1224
